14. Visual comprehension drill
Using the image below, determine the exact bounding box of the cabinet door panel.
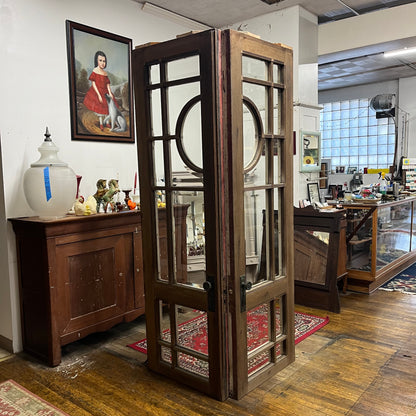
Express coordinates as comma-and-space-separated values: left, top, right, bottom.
55, 234, 129, 335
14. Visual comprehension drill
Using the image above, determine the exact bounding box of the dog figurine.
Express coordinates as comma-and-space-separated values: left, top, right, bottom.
104, 94, 127, 132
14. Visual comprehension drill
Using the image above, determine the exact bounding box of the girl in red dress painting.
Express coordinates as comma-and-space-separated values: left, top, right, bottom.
83, 50, 116, 131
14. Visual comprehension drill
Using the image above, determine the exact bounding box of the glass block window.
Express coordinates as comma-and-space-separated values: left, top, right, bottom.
320, 98, 395, 171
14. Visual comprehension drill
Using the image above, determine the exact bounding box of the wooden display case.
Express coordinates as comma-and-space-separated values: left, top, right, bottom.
294, 206, 347, 313
344, 196, 416, 293
9, 207, 188, 366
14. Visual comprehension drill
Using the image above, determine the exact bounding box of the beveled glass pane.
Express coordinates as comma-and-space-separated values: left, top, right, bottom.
248, 351, 271, 376
173, 190, 205, 289
178, 352, 209, 377
243, 82, 268, 132
150, 89, 162, 136
168, 82, 200, 135
275, 297, 283, 338
244, 143, 266, 186
155, 195, 168, 282
247, 303, 270, 353
273, 140, 282, 185
179, 100, 203, 170
243, 101, 259, 169
159, 299, 171, 342
175, 305, 207, 354
242, 56, 267, 80
175, 305, 209, 378
149, 64, 160, 84
273, 63, 282, 83
273, 88, 281, 135
274, 187, 282, 278
153, 140, 165, 187
167, 55, 200, 81
244, 190, 266, 284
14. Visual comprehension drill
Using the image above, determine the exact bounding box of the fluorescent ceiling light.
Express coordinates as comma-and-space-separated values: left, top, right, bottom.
384, 46, 416, 58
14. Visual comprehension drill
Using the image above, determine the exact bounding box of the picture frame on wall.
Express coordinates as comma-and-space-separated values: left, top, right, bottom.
307, 182, 321, 205
66, 20, 134, 142
300, 131, 321, 172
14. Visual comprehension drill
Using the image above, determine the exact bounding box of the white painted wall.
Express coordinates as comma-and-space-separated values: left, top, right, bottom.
226, 6, 320, 204
0, 0, 204, 352
318, 2, 416, 56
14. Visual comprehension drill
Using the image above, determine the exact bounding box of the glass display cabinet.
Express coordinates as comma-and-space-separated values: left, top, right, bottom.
345, 197, 416, 293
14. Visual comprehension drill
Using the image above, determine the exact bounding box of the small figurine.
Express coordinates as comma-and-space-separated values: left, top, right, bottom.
94, 178, 120, 212
74, 195, 97, 216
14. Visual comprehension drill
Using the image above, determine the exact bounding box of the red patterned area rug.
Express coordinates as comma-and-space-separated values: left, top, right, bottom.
380, 263, 416, 294
128, 308, 329, 356
0, 380, 69, 416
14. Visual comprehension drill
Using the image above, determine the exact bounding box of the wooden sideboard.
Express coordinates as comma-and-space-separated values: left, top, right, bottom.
9, 207, 188, 366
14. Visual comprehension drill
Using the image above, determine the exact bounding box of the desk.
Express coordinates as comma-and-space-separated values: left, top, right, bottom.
294, 206, 347, 313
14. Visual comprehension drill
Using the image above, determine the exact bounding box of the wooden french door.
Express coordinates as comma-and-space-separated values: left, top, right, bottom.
132, 29, 294, 401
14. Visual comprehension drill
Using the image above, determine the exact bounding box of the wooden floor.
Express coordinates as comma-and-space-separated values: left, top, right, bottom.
1, 288, 416, 415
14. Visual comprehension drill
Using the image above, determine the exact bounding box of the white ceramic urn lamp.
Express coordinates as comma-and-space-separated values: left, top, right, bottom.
23, 127, 77, 218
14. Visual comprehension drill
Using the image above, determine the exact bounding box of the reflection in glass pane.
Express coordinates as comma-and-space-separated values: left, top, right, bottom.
175, 305, 209, 378
244, 190, 266, 284
175, 305, 207, 353
149, 64, 160, 84
294, 228, 329, 285
273, 140, 282, 185
248, 350, 271, 376
150, 89, 162, 136
173, 190, 205, 289
274, 188, 282, 277
275, 297, 282, 338
155, 197, 168, 282
273, 88, 281, 135
159, 300, 171, 363
273, 63, 282, 83
377, 204, 411, 270
346, 208, 372, 271
243, 102, 259, 169
167, 55, 200, 81
244, 148, 266, 186
178, 352, 209, 378
413, 204, 416, 251
242, 56, 267, 80
243, 82, 268, 133
168, 82, 200, 135
247, 303, 270, 353
180, 100, 203, 170
153, 140, 165, 187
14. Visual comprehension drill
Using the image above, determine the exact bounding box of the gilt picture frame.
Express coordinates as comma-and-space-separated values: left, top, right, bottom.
66, 20, 134, 142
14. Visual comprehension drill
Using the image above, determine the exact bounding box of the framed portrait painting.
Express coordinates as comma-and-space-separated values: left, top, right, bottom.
66, 21, 134, 142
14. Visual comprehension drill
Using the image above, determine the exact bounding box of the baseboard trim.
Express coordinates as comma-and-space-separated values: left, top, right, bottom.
0, 334, 13, 353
